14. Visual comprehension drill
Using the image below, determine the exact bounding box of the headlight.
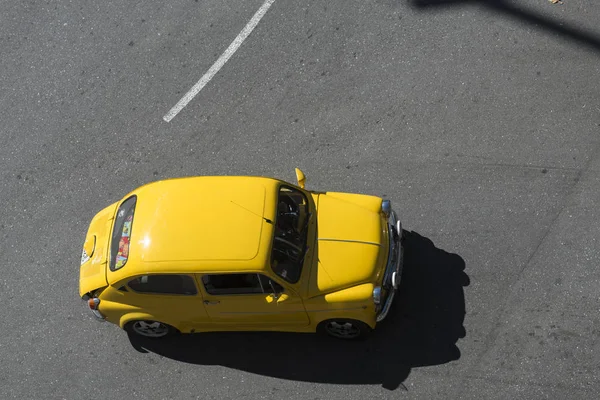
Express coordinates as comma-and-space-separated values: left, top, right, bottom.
381, 200, 391, 217
373, 286, 382, 305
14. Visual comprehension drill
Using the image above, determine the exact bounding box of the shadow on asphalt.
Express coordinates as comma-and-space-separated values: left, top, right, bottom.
129, 231, 470, 390
409, 0, 600, 53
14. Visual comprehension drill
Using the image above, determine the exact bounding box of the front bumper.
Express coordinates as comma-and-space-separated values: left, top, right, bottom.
90, 310, 106, 321
376, 210, 403, 322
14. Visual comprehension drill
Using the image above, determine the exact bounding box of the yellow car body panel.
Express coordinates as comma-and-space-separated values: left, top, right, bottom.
307, 192, 387, 297
78, 173, 402, 337
109, 176, 279, 282
197, 275, 310, 328
79, 202, 118, 296
128, 176, 268, 262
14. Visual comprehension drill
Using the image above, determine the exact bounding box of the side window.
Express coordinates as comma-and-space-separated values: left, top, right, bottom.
202, 273, 284, 295
127, 274, 197, 295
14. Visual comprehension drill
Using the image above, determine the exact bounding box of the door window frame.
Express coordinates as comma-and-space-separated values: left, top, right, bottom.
120, 273, 200, 297
198, 272, 287, 297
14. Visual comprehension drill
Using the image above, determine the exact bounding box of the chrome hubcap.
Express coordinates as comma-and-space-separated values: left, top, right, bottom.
132, 321, 169, 338
326, 321, 360, 339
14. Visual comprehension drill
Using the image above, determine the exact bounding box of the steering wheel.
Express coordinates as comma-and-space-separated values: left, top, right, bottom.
273, 236, 302, 262
277, 196, 300, 234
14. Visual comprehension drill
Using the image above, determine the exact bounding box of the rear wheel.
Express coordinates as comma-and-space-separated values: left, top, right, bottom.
125, 320, 177, 339
317, 319, 371, 340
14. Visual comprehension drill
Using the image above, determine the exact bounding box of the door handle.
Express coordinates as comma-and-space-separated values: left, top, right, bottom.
203, 300, 220, 305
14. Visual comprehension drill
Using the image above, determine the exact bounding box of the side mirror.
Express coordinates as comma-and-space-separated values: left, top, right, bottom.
295, 168, 306, 189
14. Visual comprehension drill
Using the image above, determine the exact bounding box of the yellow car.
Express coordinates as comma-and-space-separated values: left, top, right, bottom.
79, 169, 403, 340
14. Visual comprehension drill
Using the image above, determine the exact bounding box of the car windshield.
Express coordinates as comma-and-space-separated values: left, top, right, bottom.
270, 186, 310, 283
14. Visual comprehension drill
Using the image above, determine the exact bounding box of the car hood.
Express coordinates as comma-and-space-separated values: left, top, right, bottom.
307, 192, 386, 297
78, 202, 117, 297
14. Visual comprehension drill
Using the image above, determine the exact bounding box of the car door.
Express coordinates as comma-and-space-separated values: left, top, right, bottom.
123, 273, 211, 331
197, 272, 309, 328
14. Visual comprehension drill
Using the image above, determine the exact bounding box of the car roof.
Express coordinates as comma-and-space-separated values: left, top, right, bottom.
108, 176, 282, 282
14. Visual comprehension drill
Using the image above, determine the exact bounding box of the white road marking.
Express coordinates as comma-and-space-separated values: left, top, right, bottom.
163, 0, 277, 122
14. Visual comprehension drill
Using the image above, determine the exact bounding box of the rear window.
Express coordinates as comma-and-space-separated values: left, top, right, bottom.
110, 196, 137, 271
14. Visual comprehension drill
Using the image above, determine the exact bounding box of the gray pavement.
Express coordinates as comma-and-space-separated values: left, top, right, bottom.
1, 0, 599, 399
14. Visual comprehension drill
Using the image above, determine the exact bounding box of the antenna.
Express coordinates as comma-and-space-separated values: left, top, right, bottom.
230, 200, 273, 224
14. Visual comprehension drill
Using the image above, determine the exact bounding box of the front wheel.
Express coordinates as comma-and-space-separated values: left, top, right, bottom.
125, 320, 178, 339
317, 319, 371, 340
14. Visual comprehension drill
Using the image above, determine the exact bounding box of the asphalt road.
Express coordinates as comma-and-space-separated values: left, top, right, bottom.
1, 0, 599, 398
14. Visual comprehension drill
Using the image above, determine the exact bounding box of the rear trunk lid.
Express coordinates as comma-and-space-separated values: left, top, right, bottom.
78, 202, 118, 297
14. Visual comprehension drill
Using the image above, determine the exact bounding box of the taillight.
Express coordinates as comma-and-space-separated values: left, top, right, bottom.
84, 296, 105, 321
88, 298, 100, 310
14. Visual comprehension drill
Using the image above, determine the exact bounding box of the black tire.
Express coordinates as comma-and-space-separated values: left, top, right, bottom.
317, 318, 372, 340
124, 320, 178, 339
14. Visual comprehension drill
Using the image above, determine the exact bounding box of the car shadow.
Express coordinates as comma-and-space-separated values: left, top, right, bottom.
408, 0, 600, 53
129, 230, 470, 390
